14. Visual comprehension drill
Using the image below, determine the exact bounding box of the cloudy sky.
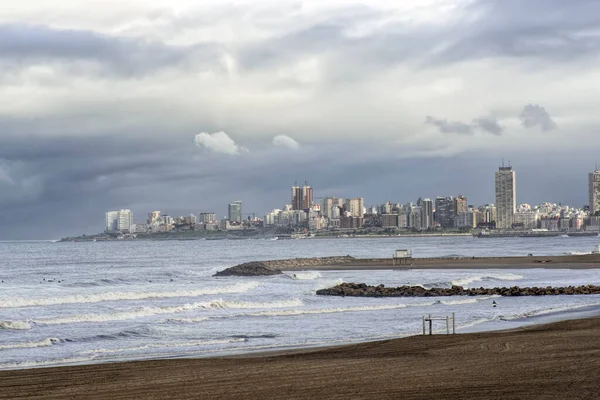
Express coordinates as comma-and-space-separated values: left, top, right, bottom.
1, 0, 599, 239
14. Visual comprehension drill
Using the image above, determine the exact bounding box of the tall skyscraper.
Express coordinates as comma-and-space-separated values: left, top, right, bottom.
228, 201, 242, 223
418, 198, 433, 229
301, 184, 313, 210
291, 182, 313, 210
589, 169, 600, 215
106, 209, 133, 233
454, 195, 468, 215
345, 198, 364, 217
435, 196, 455, 228
495, 165, 516, 229
321, 197, 344, 219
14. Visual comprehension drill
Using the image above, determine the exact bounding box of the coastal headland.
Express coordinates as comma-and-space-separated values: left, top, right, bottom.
1, 317, 598, 400
215, 254, 600, 276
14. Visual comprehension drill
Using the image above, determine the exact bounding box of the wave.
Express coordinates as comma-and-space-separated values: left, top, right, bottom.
439, 298, 479, 305
499, 301, 600, 321
248, 303, 409, 317
83, 338, 246, 355
65, 278, 136, 287
0, 356, 96, 370
0, 338, 60, 350
450, 273, 524, 287
32, 299, 303, 325
0, 282, 261, 308
289, 272, 322, 280
0, 321, 32, 330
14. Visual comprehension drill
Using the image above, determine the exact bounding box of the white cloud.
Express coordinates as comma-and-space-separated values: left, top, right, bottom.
272, 135, 300, 150
194, 131, 248, 155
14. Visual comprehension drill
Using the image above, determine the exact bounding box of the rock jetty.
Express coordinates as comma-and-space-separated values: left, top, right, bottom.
214, 256, 356, 276
316, 282, 600, 297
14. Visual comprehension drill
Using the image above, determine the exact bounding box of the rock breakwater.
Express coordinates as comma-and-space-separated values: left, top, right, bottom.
316, 282, 600, 297
214, 256, 356, 276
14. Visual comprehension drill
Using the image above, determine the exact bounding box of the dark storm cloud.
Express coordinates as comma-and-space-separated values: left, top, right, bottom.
472, 117, 504, 136
425, 116, 473, 135
0, 24, 220, 76
519, 104, 557, 131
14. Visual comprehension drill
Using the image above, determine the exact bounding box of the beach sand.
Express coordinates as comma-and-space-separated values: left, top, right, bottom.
1, 317, 598, 400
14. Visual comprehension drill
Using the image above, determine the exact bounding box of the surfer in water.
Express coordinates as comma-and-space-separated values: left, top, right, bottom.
492, 300, 497, 308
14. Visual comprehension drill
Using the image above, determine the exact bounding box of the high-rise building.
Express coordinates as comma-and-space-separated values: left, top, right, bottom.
435, 196, 455, 228
454, 195, 468, 215
199, 213, 217, 224
321, 197, 344, 219
418, 198, 433, 229
291, 184, 301, 210
589, 170, 600, 215
291, 182, 313, 210
106, 209, 133, 233
147, 211, 161, 225
228, 201, 242, 223
345, 198, 364, 218
495, 165, 516, 229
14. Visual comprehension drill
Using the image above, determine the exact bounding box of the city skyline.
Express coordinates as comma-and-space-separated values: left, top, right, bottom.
2, 1, 600, 239
101, 163, 600, 236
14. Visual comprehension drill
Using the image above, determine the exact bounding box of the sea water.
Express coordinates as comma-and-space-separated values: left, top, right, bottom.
1, 236, 599, 370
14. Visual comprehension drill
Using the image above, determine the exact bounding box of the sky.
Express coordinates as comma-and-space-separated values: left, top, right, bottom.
1, 0, 600, 239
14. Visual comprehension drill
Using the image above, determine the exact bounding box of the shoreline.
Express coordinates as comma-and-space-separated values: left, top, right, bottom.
1, 316, 598, 399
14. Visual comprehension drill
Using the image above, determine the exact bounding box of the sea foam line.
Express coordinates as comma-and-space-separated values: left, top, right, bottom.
0, 338, 60, 350
31, 298, 303, 325
0, 282, 261, 308
82, 338, 246, 355
450, 273, 524, 287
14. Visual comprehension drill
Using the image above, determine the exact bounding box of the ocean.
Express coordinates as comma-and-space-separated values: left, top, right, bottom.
1, 236, 600, 370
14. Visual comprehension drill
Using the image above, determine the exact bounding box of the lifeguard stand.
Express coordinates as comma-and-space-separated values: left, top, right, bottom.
392, 249, 412, 266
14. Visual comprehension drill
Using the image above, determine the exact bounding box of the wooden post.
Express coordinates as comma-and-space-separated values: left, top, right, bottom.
428, 314, 432, 335
452, 312, 455, 334
446, 316, 449, 334
422, 316, 425, 335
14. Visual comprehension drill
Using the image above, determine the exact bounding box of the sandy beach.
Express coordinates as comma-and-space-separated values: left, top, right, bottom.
1, 317, 598, 400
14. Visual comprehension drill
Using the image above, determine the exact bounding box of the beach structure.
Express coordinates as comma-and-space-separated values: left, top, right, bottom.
392, 249, 412, 266
422, 313, 456, 335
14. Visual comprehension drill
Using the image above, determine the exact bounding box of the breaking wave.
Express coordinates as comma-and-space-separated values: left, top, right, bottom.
33, 299, 303, 325
0, 282, 261, 308
289, 272, 322, 280
0, 321, 32, 330
450, 274, 524, 287
83, 338, 246, 355
0, 338, 60, 350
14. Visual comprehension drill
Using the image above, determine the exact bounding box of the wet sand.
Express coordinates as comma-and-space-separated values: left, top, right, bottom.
1, 317, 599, 400
283, 254, 600, 270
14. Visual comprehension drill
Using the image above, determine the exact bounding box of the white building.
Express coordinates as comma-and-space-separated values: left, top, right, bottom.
495, 165, 516, 229
589, 170, 600, 214
106, 209, 133, 233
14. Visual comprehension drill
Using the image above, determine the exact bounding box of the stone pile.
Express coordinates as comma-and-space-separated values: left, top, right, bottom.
316, 282, 600, 297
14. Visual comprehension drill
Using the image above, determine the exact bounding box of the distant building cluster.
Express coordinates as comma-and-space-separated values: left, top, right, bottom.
105, 166, 600, 235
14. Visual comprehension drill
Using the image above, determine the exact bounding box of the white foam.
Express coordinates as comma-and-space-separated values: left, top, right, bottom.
500, 301, 600, 321
0, 282, 261, 308
248, 303, 408, 317
162, 316, 210, 324
0, 338, 60, 350
288, 272, 322, 280
451, 273, 524, 287
0, 321, 32, 330
83, 338, 246, 355
34, 299, 303, 325
0, 356, 95, 370
439, 298, 479, 305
